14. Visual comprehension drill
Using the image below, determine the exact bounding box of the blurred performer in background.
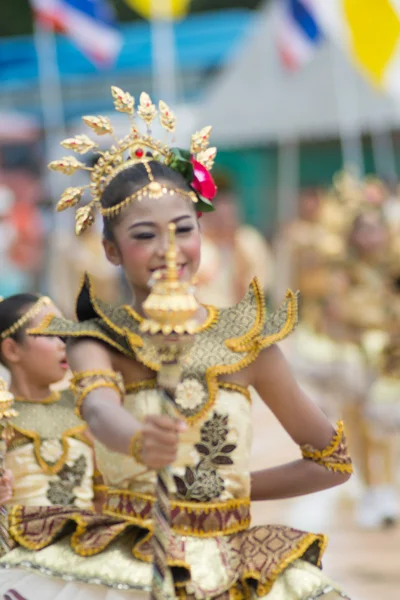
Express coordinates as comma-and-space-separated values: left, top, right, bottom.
0, 294, 101, 518
196, 173, 274, 307
321, 173, 400, 529
48, 218, 122, 319
276, 188, 346, 416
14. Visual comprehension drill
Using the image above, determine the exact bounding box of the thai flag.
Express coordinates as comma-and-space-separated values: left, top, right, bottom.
30, 0, 122, 67
277, 0, 324, 70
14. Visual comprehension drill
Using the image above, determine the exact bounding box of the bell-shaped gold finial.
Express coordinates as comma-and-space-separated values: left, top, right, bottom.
141, 224, 199, 336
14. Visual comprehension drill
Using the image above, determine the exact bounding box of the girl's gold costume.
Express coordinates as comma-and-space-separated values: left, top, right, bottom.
4, 390, 95, 510
0, 275, 351, 600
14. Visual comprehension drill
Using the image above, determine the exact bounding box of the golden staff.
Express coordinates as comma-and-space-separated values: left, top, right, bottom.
141, 224, 199, 600
0, 378, 17, 557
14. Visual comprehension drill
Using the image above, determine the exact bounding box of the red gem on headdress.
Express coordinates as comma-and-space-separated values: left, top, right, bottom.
135, 149, 144, 158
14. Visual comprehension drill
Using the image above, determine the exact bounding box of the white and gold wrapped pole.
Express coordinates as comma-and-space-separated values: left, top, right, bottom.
141, 224, 199, 600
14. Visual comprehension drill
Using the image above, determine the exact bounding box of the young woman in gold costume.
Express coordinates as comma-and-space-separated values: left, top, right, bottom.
0, 89, 352, 600
314, 174, 400, 529
330, 206, 399, 528
276, 189, 348, 417
0, 294, 101, 521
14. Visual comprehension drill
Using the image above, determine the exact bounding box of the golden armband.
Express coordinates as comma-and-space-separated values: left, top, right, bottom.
301, 421, 353, 474
71, 370, 125, 419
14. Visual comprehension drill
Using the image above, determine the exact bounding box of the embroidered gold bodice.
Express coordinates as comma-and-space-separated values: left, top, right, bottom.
29, 273, 298, 505
4, 390, 94, 508
30, 274, 298, 423
94, 384, 252, 502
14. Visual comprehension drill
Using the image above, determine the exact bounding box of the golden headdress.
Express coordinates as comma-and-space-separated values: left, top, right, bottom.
49, 88, 218, 235
0, 296, 52, 341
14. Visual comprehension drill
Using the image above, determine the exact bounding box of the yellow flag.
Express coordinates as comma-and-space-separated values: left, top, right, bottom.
124, 0, 190, 20
314, 0, 400, 98
343, 0, 400, 87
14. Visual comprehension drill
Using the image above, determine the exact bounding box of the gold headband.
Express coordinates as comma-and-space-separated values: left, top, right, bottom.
100, 161, 198, 218
0, 297, 52, 341
49, 88, 217, 235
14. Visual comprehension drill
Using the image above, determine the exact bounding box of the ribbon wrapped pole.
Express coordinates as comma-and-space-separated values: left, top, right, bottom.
141, 224, 199, 600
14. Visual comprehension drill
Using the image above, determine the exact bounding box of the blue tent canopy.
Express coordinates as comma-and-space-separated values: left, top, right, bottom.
0, 10, 252, 90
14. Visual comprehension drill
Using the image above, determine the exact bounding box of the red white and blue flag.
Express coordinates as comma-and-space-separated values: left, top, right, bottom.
277, 0, 324, 70
30, 0, 122, 67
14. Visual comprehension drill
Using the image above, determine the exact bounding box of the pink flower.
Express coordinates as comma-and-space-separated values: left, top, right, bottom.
191, 159, 217, 201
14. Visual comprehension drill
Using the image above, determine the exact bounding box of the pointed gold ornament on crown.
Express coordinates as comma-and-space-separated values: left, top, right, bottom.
49, 88, 217, 236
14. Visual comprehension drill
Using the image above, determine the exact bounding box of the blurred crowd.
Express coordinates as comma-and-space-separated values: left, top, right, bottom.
277, 176, 400, 530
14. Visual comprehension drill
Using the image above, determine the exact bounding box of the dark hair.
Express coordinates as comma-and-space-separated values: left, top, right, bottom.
0, 293, 40, 365
101, 160, 194, 242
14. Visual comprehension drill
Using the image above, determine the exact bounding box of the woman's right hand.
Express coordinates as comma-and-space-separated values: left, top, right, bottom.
140, 415, 187, 470
0, 469, 14, 504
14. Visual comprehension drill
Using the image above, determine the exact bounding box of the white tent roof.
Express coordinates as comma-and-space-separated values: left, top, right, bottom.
197, 1, 400, 147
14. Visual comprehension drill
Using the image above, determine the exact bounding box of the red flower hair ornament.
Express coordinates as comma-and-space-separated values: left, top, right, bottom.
168, 148, 217, 218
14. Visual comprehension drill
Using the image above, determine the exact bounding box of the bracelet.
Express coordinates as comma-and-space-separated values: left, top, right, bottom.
129, 430, 144, 465
71, 370, 125, 419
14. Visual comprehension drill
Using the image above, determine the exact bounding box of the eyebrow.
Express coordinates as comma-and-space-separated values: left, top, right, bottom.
128, 214, 193, 230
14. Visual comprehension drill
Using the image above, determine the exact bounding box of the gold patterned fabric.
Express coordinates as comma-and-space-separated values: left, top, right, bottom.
2, 274, 350, 599
3, 504, 331, 598
95, 387, 253, 503
0, 395, 346, 599
4, 390, 94, 509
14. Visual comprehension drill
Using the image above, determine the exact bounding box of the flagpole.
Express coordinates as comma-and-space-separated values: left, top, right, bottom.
370, 101, 397, 183
33, 21, 68, 292
330, 42, 364, 175
34, 22, 67, 192
274, 136, 299, 306
150, 0, 178, 104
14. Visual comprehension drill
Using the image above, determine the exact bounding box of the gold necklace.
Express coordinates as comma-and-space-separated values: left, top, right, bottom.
13, 391, 61, 405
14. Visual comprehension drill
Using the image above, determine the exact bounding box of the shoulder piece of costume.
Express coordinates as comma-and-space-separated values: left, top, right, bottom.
29, 273, 298, 425
28, 273, 135, 357
7, 389, 89, 476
